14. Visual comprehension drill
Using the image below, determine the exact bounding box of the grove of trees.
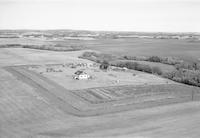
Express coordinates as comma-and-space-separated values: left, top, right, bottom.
80, 51, 200, 87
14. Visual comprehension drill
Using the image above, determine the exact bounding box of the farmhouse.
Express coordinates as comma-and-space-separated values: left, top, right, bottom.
74, 70, 90, 80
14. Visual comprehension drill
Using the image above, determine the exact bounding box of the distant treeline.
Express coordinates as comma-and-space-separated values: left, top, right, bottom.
0, 44, 22, 48
80, 51, 200, 87
163, 69, 200, 87
120, 55, 183, 65
112, 61, 162, 75
0, 44, 84, 51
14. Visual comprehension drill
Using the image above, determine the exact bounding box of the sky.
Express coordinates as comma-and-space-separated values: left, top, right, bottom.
0, 0, 199, 32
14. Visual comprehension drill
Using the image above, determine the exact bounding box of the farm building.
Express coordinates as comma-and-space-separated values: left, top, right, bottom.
86, 63, 93, 68
46, 67, 62, 72
73, 70, 90, 80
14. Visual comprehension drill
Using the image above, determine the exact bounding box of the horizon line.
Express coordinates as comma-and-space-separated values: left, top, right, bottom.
0, 29, 199, 34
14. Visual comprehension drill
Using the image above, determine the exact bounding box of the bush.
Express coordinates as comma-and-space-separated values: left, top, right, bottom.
163, 69, 200, 87
120, 55, 184, 66
152, 66, 162, 75
147, 56, 161, 62
82, 51, 98, 58
80, 51, 117, 63
100, 60, 109, 70
136, 64, 152, 73
113, 61, 152, 73
175, 61, 200, 70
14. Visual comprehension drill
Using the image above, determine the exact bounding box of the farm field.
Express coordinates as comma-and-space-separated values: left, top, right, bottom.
86, 38, 200, 61
0, 38, 53, 45
1, 37, 200, 61
0, 47, 91, 67
1, 46, 200, 138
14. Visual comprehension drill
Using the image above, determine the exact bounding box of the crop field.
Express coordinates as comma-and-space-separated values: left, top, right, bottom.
0, 38, 53, 45
0, 47, 90, 67
1, 47, 200, 138
1, 37, 200, 61
0, 38, 85, 51
85, 38, 200, 61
